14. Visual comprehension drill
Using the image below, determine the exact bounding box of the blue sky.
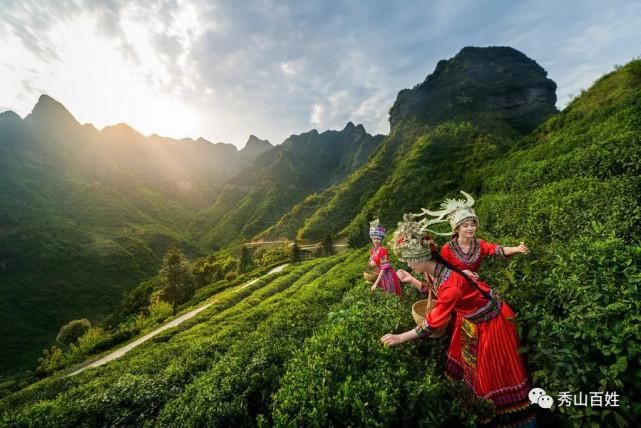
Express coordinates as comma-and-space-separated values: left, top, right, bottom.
1, 0, 640, 147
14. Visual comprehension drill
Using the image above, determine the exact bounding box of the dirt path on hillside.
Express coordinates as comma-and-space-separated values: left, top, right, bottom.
67, 264, 289, 377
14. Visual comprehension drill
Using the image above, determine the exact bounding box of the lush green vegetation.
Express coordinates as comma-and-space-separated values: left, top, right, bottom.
337, 117, 518, 244
469, 59, 641, 426
0, 99, 376, 378
192, 124, 383, 247
0, 107, 215, 376
272, 285, 487, 427
272, 58, 641, 426
0, 253, 362, 426
1, 244, 290, 391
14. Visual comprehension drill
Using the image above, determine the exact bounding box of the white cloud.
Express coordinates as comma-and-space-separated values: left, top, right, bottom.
280, 59, 305, 77
353, 90, 392, 135
310, 103, 323, 127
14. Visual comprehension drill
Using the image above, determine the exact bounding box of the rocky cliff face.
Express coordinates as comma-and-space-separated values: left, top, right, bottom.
389, 46, 558, 133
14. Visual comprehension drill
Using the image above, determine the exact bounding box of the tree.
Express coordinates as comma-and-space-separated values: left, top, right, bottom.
346, 225, 369, 249
322, 234, 335, 256
56, 319, 91, 346
160, 246, 195, 315
239, 245, 252, 273
290, 240, 301, 263
192, 255, 222, 287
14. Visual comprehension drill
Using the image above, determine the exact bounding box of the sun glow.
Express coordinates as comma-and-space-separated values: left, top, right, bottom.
2, 6, 203, 140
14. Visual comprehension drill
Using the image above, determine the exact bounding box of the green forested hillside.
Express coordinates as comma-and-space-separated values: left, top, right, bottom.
266, 57, 641, 425
0, 95, 373, 377
471, 59, 641, 425
0, 98, 213, 375
1, 252, 490, 426
289, 57, 641, 426
192, 122, 383, 247
0, 253, 363, 425
268, 46, 557, 243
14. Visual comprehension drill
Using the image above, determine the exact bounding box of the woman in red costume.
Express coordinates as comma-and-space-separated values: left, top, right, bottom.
416, 191, 528, 280
368, 218, 401, 295
398, 191, 531, 406
382, 213, 536, 427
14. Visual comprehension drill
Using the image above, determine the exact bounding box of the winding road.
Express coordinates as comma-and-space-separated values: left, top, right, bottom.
67, 264, 289, 377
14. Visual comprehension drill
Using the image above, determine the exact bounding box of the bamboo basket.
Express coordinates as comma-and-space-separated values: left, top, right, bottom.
411, 288, 451, 339
363, 271, 378, 283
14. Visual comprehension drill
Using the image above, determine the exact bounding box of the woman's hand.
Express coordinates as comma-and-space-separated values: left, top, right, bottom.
462, 269, 479, 280
503, 242, 529, 257
370, 283, 378, 292
368, 260, 376, 267
380, 333, 404, 347
381, 330, 418, 347
396, 269, 415, 283
516, 242, 529, 254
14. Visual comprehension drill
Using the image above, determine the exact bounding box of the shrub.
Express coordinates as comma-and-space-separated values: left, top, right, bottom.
224, 271, 238, 281
148, 294, 173, 324
56, 319, 91, 346
77, 327, 110, 354
35, 346, 64, 375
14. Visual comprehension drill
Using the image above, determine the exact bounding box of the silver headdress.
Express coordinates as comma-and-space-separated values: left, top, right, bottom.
369, 217, 386, 240
392, 213, 437, 263
416, 191, 479, 235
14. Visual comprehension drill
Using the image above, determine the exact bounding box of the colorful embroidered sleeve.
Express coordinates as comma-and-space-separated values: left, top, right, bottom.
415, 278, 463, 337
479, 239, 506, 258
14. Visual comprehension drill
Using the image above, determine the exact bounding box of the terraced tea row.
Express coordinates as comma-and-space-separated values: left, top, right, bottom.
0, 253, 361, 426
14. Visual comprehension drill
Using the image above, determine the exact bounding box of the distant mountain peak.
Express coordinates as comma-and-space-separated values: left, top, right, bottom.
0, 110, 21, 123
100, 122, 145, 141
212, 141, 239, 155
25, 94, 80, 129
103, 122, 139, 133
240, 135, 272, 158
244, 134, 272, 148
342, 122, 366, 133
389, 46, 558, 134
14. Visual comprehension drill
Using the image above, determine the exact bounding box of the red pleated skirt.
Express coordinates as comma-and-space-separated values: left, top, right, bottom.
446, 303, 535, 425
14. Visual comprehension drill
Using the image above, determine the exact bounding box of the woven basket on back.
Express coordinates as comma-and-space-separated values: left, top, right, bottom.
411, 288, 451, 339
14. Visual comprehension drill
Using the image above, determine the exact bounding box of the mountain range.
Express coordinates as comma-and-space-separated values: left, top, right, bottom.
0, 96, 379, 375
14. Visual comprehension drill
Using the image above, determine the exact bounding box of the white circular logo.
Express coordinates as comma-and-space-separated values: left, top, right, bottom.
528, 387, 546, 404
